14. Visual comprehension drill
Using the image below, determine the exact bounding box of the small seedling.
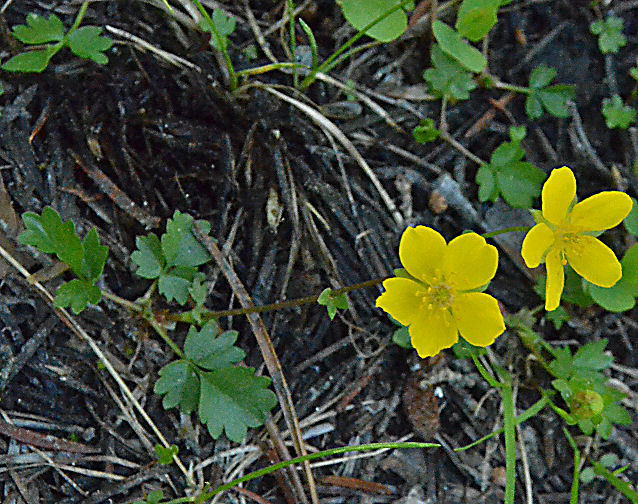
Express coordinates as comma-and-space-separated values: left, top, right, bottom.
412, 118, 441, 143
424, 44, 477, 102
2, 4, 112, 73
317, 288, 349, 320
154, 444, 178, 465
525, 65, 574, 120
590, 15, 626, 54
601, 95, 636, 129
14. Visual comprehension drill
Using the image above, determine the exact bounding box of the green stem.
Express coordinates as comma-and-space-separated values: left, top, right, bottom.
189, 442, 439, 503
100, 289, 143, 313
501, 377, 517, 504
481, 226, 532, 239
236, 62, 309, 78
300, 0, 413, 89
493, 80, 531, 95
563, 428, 581, 504
471, 354, 500, 388
455, 394, 550, 452
590, 459, 638, 502
145, 312, 185, 359
168, 276, 388, 324
287, 0, 298, 88
190, 0, 237, 91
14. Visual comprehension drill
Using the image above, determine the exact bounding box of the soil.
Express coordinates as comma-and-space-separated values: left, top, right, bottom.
0, 1, 636, 503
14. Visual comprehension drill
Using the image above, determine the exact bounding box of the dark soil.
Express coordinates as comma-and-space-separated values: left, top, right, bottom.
0, 1, 636, 503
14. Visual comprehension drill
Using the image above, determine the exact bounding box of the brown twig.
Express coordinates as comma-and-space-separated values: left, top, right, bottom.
191, 223, 318, 504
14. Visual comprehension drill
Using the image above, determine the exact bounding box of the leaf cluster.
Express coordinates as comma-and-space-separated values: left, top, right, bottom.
601, 95, 636, 129
131, 211, 213, 305
549, 339, 631, 439
18, 207, 108, 314
412, 118, 441, 143
154, 321, 278, 442
590, 16, 626, 54
475, 126, 545, 208
525, 65, 574, 120
199, 9, 236, 51
2, 11, 112, 73
317, 288, 349, 320
424, 44, 477, 102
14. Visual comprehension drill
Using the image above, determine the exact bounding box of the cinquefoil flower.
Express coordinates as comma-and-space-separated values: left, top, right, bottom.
521, 166, 633, 311
376, 226, 505, 358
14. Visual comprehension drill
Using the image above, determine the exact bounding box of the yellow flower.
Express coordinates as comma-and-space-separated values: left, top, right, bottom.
521, 166, 633, 311
376, 226, 505, 358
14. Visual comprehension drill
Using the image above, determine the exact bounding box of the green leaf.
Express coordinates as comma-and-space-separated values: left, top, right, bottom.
154, 444, 178, 465
158, 266, 197, 305
528, 65, 556, 89
340, 0, 407, 43
537, 85, 573, 118
154, 360, 200, 413
145, 490, 164, 504
11, 13, 64, 44
199, 367, 278, 442
54, 278, 101, 314
508, 125, 526, 143
2, 46, 58, 73
161, 211, 211, 268
392, 326, 412, 349
490, 141, 524, 167
580, 467, 595, 484
183, 321, 245, 370
624, 198, 638, 236
317, 288, 349, 320
586, 244, 638, 312
432, 21, 486, 73
81, 228, 109, 282
412, 118, 440, 143
603, 403, 631, 426
424, 44, 476, 101
67, 26, 113, 65
545, 306, 569, 330
599, 453, 619, 468
573, 339, 612, 373
189, 272, 207, 307
525, 93, 544, 120
131, 233, 164, 279
202, 9, 236, 51
590, 16, 626, 54
452, 338, 487, 359
476, 165, 498, 202
455, 0, 500, 42
601, 95, 636, 129
497, 161, 545, 208
19, 207, 83, 275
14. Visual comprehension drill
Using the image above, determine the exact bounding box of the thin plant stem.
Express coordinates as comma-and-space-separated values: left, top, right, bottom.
190, 0, 237, 91
145, 313, 185, 359
100, 289, 143, 312
300, 0, 414, 89
287, 0, 298, 87
455, 394, 550, 452
167, 276, 388, 323
493, 80, 531, 95
189, 442, 439, 503
236, 62, 308, 78
563, 428, 581, 504
501, 376, 517, 504
590, 458, 638, 501
482, 226, 532, 239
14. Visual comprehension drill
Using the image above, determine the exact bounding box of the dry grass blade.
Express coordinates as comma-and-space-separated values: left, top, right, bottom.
262, 86, 405, 229
191, 224, 319, 504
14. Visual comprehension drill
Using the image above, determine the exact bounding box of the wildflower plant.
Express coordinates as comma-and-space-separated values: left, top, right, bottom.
521, 166, 632, 310
375, 227, 505, 357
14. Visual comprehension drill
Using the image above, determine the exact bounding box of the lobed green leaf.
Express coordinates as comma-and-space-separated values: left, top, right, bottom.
11, 13, 64, 44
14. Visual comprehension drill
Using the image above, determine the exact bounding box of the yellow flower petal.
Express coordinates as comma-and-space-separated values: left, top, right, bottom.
443, 233, 498, 290
399, 226, 447, 284
542, 166, 576, 225
568, 191, 633, 231
452, 292, 505, 347
375, 278, 423, 327
408, 307, 457, 358
521, 223, 555, 268
545, 249, 564, 311
566, 236, 622, 287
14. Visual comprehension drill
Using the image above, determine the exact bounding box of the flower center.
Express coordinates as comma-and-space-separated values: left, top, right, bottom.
555, 229, 584, 265
420, 283, 454, 310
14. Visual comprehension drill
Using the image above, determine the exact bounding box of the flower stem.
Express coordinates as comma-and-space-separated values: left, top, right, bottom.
493, 80, 531, 95
482, 226, 532, 239
168, 276, 388, 324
